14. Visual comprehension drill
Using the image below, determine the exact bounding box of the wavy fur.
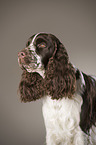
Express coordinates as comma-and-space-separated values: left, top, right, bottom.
18, 32, 96, 145
80, 73, 96, 134
44, 43, 76, 99
19, 71, 45, 102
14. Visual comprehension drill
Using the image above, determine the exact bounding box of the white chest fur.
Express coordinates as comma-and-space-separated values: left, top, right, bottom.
42, 95, 85, 145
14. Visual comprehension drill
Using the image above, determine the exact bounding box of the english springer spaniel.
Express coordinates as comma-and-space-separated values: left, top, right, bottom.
18, 32, 96, 145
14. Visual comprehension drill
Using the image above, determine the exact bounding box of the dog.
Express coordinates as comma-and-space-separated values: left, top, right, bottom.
18, 32, 96, 145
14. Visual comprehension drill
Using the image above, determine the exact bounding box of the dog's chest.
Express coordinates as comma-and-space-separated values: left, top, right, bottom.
42, 95, 82, 136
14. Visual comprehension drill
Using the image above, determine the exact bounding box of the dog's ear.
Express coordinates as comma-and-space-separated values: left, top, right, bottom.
44, 35, 76, 99
18, 71, 45, 102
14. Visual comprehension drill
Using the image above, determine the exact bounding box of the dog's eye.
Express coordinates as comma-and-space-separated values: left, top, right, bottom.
37, 43, 46, 48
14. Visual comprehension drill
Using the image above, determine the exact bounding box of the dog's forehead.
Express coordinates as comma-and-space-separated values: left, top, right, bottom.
26, 33, 53, 55
30, 33, 48, 45
27, 33, 39, 51
35, 34, 52, 46
31, 33, 40, 45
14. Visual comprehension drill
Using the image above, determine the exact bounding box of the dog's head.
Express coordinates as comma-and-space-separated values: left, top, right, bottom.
18, 32, 76, 100
18, 33, 68, 73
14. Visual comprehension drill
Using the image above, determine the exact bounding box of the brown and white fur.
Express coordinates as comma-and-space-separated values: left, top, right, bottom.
18, 32, 96, 145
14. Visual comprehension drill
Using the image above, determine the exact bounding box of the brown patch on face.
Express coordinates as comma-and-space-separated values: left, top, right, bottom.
18, 47, 40, 72
18, 49, 30, 67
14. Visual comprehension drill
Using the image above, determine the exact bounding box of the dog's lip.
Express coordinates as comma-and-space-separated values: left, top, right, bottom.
18, 59, 24, 69
18, 56, 37, 65
18, 58, 26, 69
18, 55, 42, 72
18, 59, 40, 71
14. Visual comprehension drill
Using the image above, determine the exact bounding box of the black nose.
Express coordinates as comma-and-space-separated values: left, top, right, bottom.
18, 52, 25, 58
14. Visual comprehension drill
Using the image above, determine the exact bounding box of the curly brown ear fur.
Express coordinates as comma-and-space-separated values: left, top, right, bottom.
44, 40, 76, 100
19, 71, 45, 102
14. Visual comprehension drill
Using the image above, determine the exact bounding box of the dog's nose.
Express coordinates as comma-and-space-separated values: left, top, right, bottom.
18, 52, 25, 58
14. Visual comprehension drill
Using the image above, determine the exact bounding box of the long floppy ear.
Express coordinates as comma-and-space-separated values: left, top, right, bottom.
44, 35, 76, 99
18, 71, 45, 102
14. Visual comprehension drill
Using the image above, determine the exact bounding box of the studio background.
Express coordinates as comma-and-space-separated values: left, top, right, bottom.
0, 0, 96, 145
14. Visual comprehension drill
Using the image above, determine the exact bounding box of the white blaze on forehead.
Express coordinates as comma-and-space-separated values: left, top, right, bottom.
29, 33, 40, 49
27, 33, 44, 76
32, 33, 40, 45
30, 32, 47, 47
29, 33, 41, 64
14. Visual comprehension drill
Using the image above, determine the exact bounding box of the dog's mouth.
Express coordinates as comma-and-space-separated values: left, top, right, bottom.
18, 49, 43, 73
18, 57, 41, 72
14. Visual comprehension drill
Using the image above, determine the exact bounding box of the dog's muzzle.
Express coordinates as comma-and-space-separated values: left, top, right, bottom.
18, 47, 42, 72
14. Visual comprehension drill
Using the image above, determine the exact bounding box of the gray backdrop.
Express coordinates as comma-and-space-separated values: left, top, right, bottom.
0, 0, 96, 145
